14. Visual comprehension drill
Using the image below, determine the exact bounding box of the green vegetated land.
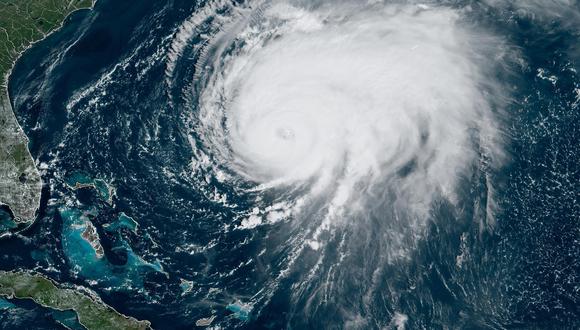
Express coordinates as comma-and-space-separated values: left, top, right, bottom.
0, 271, 151, 329
0, 1, 95, 224
0, 1, 153, 329
0, 0, 92, 84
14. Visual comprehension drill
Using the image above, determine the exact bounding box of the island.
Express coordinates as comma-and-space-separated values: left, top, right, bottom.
65, 171, 116, 204
0, 270, 151, 329
0, 1, 155, 329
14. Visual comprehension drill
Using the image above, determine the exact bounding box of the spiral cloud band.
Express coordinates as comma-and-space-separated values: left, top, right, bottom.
186, 1, 505, 249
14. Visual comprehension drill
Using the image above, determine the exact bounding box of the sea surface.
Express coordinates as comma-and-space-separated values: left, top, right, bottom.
1, 0, 579, 329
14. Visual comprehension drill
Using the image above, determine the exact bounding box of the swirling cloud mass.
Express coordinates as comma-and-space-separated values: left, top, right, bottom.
190, 1, 504, 244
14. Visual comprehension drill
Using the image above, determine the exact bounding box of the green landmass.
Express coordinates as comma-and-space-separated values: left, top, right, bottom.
0, 0, 93, 226
0, 270, 151, 330
0, 2, 154, 329
0, 0, 93, 80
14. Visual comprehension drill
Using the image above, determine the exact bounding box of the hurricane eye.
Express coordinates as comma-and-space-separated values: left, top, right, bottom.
180, 1, 508, 300
276, 127, 295, 140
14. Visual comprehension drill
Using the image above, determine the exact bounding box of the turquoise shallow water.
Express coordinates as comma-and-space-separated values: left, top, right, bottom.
0, 0, 578, 329
0, 208, 17, 233
0, 299, 15, 310
59, 207, 165, 288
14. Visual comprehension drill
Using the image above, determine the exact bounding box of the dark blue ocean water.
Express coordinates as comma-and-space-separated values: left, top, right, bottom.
1, 0, 578, 329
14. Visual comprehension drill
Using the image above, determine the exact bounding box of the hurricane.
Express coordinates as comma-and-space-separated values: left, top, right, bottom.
174, 1, 507, 256
5, 0, 579, 328
165, 0, 512, 324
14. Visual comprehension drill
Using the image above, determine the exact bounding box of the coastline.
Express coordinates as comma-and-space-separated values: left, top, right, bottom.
0, 3, 156, 327
0, 0, 95, 228
1, 0, 97, 89
0, 270, 151, 330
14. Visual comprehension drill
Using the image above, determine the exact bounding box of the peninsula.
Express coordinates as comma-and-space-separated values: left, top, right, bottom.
0, 1, 153, 329
0, 0, 94, 228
